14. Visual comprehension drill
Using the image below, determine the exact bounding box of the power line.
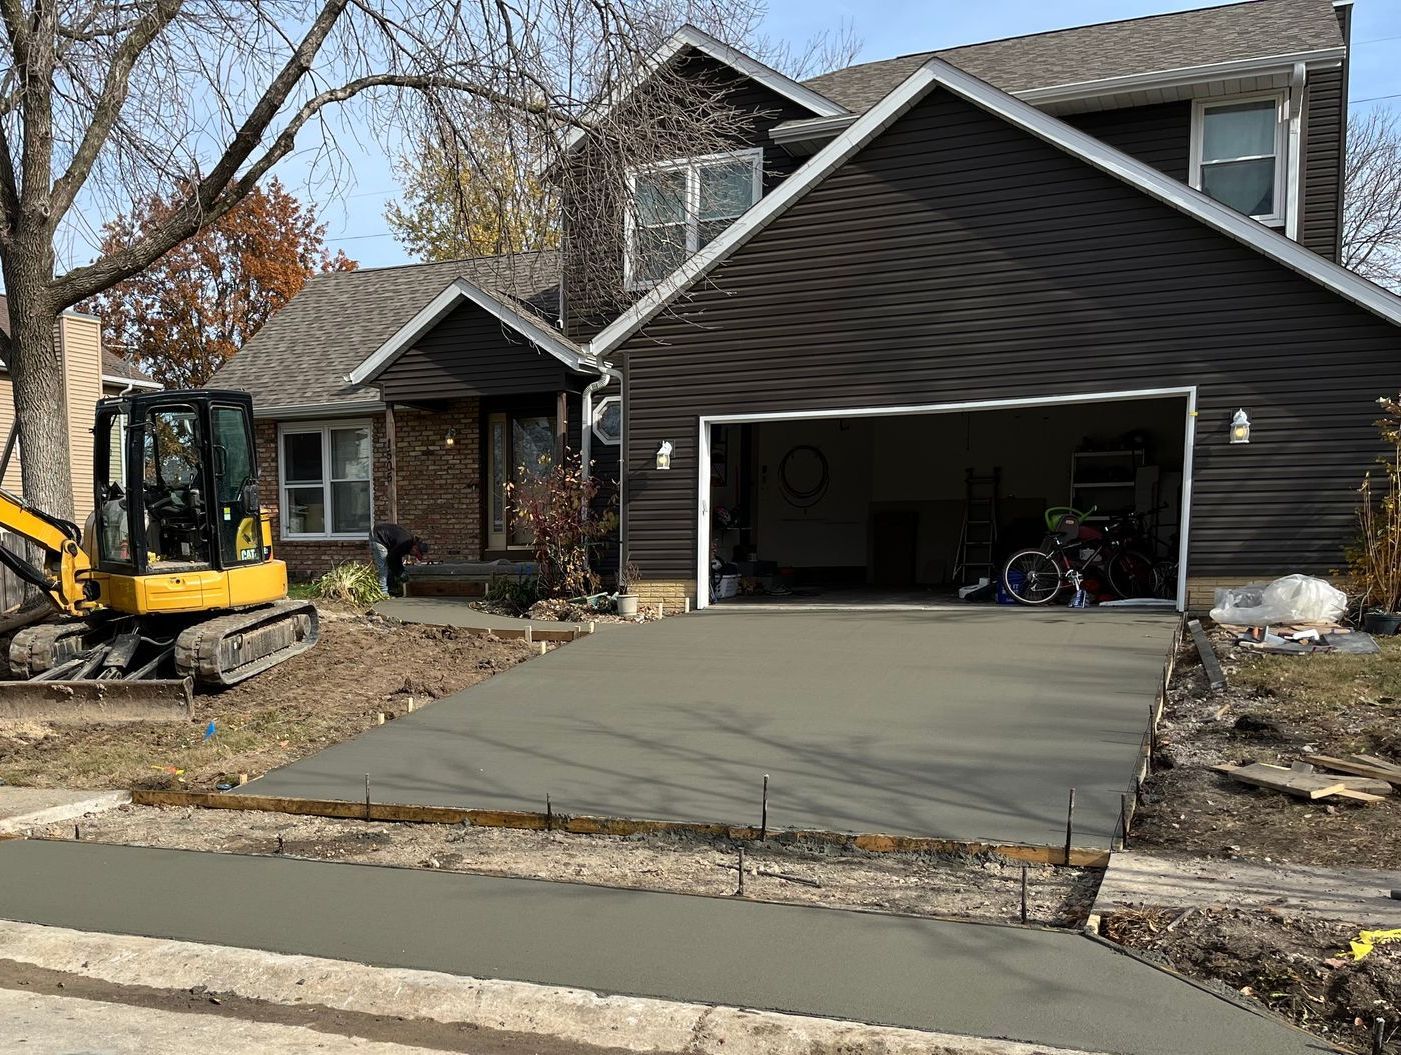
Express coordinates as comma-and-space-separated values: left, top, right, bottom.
1350, 91, 1401, 105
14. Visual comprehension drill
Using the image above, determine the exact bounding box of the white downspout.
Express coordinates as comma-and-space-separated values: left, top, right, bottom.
1285, 61, 1306, 242
580, 362, 625, 588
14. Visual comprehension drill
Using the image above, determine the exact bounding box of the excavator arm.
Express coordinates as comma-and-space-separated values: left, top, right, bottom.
0, 486, 97, 619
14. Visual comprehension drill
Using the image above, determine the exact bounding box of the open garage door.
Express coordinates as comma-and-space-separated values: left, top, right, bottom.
696, 389, 1194, 611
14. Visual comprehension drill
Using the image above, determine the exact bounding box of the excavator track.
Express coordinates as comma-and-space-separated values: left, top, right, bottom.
174, 599, 319, 688
9, 618, 117, 679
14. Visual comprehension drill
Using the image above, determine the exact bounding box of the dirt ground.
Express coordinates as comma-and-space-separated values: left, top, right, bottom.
1131, 633, 1401, 868
27, 803, 1099, 927
1104, 906, 1401, 1053
0, 604, 535, 792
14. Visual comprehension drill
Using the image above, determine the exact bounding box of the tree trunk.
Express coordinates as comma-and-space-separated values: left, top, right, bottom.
4, 274, 75, 524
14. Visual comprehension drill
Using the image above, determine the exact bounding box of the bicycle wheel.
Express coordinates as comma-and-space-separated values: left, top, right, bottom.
1002, 550, 1064, 605
1107, 548, 1156, 599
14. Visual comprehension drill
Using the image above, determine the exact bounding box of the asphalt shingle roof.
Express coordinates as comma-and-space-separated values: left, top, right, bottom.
209, 251, 561, 411
803, 0, 1345, 113
101, 349, 156, 384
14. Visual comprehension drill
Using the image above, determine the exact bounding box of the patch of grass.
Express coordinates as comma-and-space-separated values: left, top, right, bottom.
1230, 637, 1401, 756
286, 582, 317, 601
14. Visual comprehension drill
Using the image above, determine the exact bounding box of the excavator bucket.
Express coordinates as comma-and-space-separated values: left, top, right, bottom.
0, 677, 193, 723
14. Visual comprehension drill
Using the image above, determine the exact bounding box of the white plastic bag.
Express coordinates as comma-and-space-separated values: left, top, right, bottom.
1209, 574, 1347, 626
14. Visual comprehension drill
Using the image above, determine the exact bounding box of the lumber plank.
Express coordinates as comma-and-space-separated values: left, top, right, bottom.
1332, 788, 1388, 804
1303, 755, 1401, 785
1187, 619, 1226, 692
1212, 763, 1347, 800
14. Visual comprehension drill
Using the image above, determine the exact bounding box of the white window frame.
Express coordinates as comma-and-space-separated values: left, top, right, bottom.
591, 395, 622, 445
1188, 91, 1288, 228
277, 420, 374, 541
624, 148, 764, 291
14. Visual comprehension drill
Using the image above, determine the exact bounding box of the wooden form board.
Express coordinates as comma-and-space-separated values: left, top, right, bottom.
1186, 619, 1226, 691
1304, 754, 1401, 785
128, 789, 1111, 868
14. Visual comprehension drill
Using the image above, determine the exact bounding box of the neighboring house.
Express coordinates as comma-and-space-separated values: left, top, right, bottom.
0, 294, 161, 522
213, 0, 1398, 612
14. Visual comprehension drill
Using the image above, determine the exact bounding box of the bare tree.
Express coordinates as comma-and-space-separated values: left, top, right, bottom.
0, 0, 794, 521
1343, 107, 1401, 293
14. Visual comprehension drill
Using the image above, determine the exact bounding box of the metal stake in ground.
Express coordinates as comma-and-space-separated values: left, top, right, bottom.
1020, 865, 1028, 924
1119, 791, 1130, 850
735, 847, 746, 897
546, 793, 552, 832
1064, 787, 1075, 866
761, 774, 769, 840
364, 774, 371, 822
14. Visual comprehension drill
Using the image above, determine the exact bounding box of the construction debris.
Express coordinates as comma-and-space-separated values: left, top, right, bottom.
1187, 619, 1227, 691
1304, 754, 1401, 787
1212, 761, 1387, 804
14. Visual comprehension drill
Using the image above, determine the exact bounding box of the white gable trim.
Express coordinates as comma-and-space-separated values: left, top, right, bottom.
590, 56, 1401, 356
348, 277, 590, 386
553, 24, 845, 161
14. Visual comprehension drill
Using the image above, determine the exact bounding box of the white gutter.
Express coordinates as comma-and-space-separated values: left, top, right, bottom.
101, 374, 162, 391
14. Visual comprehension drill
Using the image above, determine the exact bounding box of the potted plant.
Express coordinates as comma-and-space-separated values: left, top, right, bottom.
616, 560, 640, 618
1350, 395, 1401, 634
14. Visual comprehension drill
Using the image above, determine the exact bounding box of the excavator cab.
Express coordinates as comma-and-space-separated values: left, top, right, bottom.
91, 390, 287, 614
0, 390, 316, 696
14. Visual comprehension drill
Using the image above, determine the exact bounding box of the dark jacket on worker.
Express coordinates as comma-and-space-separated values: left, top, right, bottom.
372, 522, 418, 581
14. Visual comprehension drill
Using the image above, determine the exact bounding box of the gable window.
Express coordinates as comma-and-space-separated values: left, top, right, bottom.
626, 150, 763, 289
1190, 94, 1286, 225
279, 422, 373, 539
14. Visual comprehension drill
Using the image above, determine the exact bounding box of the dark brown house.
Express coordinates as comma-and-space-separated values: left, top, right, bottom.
213, 0, 1399, 612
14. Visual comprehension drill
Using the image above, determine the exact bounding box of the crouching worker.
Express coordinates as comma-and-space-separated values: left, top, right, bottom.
369, 522, 428, 596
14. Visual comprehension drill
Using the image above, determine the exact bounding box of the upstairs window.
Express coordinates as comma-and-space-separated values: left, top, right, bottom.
1190, 95, 1286, 225
626, 150, 763, 289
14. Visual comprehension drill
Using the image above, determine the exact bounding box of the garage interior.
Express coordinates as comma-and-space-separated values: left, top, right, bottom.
705, 396, 1187, 605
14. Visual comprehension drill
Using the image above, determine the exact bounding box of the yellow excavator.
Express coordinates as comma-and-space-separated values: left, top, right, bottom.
0, 389, 317, 708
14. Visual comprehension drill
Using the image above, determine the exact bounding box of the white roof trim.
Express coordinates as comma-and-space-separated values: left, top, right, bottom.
770, 47, 1346, 144
591, 55, 1401, 355
1016, 47, 1345, 106
553, 24, 845, 161
101, 373, 162, 390
348, 276, 591, 386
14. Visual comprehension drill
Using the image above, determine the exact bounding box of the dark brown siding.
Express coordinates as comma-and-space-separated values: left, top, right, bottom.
620, 88, 1401, 585
562, 49, 820, 342
375, 300, 570, 402
1301, 66, 1346, 261
1062, 102, 1191, 181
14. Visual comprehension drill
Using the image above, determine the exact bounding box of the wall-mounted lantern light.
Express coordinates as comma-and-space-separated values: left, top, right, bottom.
656, 440, 673, 470
1229, 409, 1251, 445
444, 428, 456, 449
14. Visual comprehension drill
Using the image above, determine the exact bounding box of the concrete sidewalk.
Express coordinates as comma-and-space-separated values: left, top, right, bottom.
0, 841, 1329, 1055
244, 608, 1176, 847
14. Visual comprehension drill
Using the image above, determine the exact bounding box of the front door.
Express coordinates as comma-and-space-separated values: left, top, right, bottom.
487, 409, 557, 551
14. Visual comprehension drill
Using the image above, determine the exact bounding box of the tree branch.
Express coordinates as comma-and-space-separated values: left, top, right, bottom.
49, 0, 185, 225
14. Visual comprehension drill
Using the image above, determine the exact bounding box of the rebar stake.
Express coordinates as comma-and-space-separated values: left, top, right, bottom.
1120, 791, 1130, 850
1064, 787, 1076, 866
760, 774, 769, 840
1020, 865, 1029, 924
546, 793, 553, 832
364, 774, 371, 821
736, 847, 746, 897
73, 824, 80, 841
1372, 1017, 1386, 1055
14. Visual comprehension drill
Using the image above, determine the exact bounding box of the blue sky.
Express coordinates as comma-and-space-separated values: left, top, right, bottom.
300, 1, 1401, 267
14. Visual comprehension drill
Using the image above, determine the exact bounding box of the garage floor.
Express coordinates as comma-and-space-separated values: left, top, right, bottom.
246, 607, 1176, 848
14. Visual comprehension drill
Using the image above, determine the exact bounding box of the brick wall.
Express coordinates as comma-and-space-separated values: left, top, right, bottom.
633, 579, 694, 609
256, 401, 483, 581
392, 399, 483, 562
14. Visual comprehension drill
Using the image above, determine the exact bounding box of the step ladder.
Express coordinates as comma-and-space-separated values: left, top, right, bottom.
953, 468, 1000, 586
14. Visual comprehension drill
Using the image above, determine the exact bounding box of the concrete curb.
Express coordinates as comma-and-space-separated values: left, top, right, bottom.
0, 790, 129, 834
0, 920, 1104, 1055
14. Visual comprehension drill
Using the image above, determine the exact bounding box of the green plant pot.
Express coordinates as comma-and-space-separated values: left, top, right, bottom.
1363, 611, 1401, 635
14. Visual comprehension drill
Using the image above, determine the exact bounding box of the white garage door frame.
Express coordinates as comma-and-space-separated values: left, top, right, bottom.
696, 385, 1199, 612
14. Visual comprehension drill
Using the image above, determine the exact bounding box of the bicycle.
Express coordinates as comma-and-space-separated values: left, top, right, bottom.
1000, 507, 1157, 606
